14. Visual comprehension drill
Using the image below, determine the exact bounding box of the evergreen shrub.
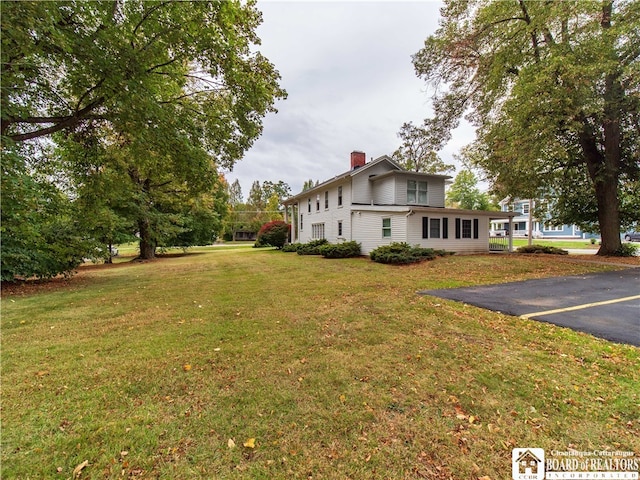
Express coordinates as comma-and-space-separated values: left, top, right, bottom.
296, 238, 329, 255
319, 241, 361, 258
613, 243, 638, 257
516, 245, 568, 255
369, 242, 453, 265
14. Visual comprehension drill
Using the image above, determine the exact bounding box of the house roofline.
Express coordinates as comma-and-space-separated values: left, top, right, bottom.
351, 204, 517, 219
368, 170, 453, 182
283, 155, 400, 204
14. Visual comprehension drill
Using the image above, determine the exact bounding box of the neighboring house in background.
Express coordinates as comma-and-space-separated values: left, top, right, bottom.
490, 198, 597, 239
233, 229, 257, 242
283, 152, 516, 254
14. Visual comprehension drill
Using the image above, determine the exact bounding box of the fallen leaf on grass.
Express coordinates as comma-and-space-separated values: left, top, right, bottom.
183, 364, 192, 372
243, 438, 256, 449
73, 460, 89, 477
228, 439, 236, 449
478, 476, 492, 480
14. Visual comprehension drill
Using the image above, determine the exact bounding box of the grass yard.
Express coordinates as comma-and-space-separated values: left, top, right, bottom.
511, 238, 599, 250
2, 249, 639, 479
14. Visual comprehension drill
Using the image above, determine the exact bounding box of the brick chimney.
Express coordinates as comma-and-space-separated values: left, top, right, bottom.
350, 151, 366, 170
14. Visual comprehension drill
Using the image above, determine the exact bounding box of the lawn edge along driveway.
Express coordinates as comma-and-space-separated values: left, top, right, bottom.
419, 269, 640, 347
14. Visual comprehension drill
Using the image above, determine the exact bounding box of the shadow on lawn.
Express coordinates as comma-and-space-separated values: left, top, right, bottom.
1, 252, 207, 297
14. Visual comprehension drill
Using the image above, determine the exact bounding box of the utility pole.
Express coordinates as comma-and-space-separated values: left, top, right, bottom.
528, 199, 534, 246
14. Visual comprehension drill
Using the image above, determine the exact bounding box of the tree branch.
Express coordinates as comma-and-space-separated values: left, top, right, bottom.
6, 97, 105, 142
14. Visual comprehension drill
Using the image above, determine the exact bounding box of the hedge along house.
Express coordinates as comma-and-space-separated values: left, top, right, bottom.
283, 152, 516, 255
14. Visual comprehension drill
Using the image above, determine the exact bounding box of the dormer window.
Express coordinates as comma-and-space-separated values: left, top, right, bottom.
407, 180, 427, 204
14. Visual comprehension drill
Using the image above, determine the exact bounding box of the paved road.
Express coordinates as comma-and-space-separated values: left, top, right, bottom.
419, 269, 640, 347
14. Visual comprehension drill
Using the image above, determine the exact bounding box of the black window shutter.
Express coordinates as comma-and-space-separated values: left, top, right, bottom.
473, 218, 479, 239
442, 217, 448, 239
422, 217, 429, 239
455, 218, 461, 239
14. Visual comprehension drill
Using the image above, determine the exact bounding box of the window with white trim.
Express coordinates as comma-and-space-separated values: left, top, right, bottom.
338, 221, 343, 237
382, 218, 391, 238
312, 223, 325, 239
338, 186, 343, 207
407, 180, 428, 204
324, 191, 329, 209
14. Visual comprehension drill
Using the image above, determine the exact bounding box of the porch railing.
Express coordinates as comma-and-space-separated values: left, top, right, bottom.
489, 235, 510, 252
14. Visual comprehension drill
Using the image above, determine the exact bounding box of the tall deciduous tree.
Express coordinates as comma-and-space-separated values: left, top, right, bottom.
413, 0, 639, 255
392, 121, 455, 174
1, 1, 286, 267
446, 170, 497, 211
228, 180, 244, 207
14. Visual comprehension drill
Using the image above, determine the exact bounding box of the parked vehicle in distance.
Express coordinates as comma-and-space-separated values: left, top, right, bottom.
624, 232, 640, 242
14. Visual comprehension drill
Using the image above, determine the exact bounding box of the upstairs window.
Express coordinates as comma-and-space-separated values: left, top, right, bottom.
407, 180, 428, 204
324, 191, 329, 209
307, 198, 311, 213
316, 195, 320, 212
338, 186, 343, 207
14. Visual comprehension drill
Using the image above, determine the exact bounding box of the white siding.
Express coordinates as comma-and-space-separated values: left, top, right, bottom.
427, 179, 446, 208
351, 211, 407, 254
406, 214, 490, 254
352, 163, 393, 204
297, 180, 352, 245
394, 176, 446, 207
372, 176, 395, 205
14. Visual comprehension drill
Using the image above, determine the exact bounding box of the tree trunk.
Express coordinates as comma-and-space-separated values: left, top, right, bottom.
138, 217, 156, 260
594, 178, 621, 256
592, 1, 622, 256
579, 125, 622, 256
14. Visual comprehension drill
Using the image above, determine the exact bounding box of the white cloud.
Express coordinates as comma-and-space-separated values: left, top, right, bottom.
225, 0, 475, 199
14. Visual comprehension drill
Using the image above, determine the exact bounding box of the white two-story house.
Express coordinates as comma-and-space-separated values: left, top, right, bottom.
283, 152, 515, 254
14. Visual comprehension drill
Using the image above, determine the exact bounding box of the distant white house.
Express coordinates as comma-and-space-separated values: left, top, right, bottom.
283, 152, 516, 254
490, 198, 596, 239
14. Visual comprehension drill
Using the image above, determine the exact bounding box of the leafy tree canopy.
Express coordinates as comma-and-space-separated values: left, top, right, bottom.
1, 0, 286, 272
446, 169, 498, 211
413, 0, 640, 255
392, 121, 455, 174
2, 0, 286, 163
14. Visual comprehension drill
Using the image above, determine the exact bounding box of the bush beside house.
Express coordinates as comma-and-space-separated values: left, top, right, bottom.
370, 242, 453, 265
255, 221, 290, 249
318, 241, 361, 258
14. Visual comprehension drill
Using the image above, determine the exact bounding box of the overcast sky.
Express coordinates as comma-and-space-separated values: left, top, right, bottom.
225, 0, 475, 199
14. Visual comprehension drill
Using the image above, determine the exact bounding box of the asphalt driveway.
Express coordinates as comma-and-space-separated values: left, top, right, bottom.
419, 269, 640, 347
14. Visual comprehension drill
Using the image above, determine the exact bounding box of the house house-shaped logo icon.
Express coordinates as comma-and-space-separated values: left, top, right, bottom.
512, 448, 545, 480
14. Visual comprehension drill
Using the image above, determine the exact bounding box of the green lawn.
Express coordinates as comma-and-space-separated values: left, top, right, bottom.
2, 249, 638, 479
511, 238, 599, 249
